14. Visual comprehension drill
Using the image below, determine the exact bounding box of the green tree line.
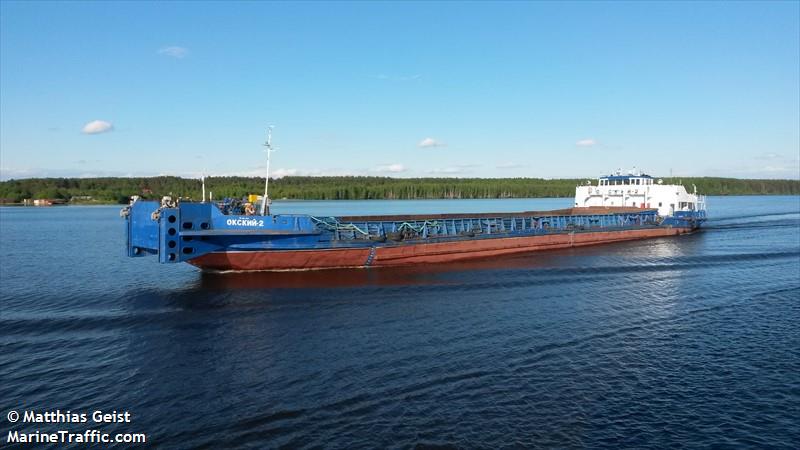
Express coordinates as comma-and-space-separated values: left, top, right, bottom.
0, 176, 798, 204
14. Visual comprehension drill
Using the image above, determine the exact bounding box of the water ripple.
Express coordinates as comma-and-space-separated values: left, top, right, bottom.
2, 198, 799, 448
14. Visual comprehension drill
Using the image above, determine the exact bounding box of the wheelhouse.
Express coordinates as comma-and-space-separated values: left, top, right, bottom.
597, 174, 655, 186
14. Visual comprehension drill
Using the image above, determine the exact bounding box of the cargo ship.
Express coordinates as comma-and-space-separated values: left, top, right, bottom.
122, 129, 706, 271
122, 175, 706, 272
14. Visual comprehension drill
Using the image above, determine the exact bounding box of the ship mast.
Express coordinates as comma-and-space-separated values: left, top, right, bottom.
260, 126, 275, 216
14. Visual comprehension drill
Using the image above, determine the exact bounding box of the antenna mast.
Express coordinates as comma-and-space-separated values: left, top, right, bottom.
260, 126, 275, 215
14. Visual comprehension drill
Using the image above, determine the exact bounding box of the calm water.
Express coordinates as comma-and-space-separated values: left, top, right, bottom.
1, 196, 799, 448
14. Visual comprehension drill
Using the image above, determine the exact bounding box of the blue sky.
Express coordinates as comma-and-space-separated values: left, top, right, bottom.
1, 1, 798, 180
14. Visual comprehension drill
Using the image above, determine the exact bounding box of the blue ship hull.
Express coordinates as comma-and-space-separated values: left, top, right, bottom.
122, 199, 706, 271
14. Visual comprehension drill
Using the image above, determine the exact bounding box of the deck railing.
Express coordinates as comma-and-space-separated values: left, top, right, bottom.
316, 211, 659, 242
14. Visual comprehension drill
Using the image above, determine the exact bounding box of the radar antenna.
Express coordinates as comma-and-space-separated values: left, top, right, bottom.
260, 126, 276, 215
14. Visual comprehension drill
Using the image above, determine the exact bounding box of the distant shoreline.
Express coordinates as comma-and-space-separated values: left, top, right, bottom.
3, 193, 800, 208
1, 176, 798, 204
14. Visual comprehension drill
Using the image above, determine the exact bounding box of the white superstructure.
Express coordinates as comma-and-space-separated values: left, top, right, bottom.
574, 169, 706, 218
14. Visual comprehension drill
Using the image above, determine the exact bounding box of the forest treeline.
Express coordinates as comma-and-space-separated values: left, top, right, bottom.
0, 176, 798, 204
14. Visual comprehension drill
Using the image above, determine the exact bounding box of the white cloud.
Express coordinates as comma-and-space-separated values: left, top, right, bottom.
704, 162, 800, 179
373, 163, 406, 173
158, 46, 189, 58
754, 152, 788, 161
0, 167, 36, 180
427, 167, 468, 175
576, 138, 597, 147
82, 120, 113, 135
496, 162, 529, 169
221, 167, 365, 178
419, 137, 445, 148
271, 168, 299, 178
0, 166, 148, 180
747, 165, 800, 176
759, 165, 795, 173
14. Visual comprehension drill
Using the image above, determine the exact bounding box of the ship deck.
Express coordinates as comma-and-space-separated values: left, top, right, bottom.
337, 206, 653, 222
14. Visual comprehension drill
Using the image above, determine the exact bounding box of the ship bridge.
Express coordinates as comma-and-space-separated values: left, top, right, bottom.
598, 173, 655, 187
574, 169, 706, 218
